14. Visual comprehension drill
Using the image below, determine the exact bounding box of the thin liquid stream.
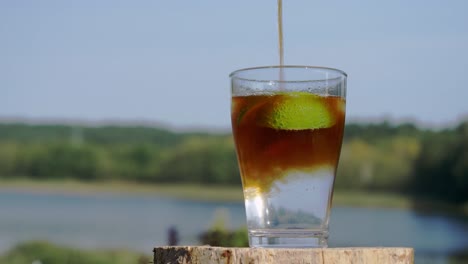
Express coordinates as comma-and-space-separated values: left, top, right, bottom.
277, 0, 285, 84
277, 0, 284, 67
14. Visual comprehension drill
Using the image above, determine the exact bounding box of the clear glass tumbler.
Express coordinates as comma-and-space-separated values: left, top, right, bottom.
230, 66, 347, 248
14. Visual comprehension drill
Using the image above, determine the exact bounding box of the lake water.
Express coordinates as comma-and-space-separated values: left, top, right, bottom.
0, 190, 466, 263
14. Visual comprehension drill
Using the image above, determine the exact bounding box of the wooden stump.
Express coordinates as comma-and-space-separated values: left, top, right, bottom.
154, 246, 414, 264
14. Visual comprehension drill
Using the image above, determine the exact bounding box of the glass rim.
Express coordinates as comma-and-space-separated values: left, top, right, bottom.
229, 65, 347, 82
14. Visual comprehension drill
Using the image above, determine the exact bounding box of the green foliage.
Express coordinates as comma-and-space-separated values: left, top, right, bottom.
198, 208, 249, 247
336, 136, 419, 191
0, 123, 240, 184
410, 121, 468, 204
158, 137, 239, 184
198, 228, 249, 247
0, 120, 467, 204
344, 121, 422, 142
0, 241, 149, 264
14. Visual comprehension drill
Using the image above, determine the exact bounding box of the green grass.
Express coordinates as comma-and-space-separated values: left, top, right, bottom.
334, 190, 467, 215
333, 190, 412, 209
0, 178, 244, 202
0, 241, 149, 264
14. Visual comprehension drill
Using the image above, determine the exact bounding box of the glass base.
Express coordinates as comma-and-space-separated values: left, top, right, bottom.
248, 229, 328, 248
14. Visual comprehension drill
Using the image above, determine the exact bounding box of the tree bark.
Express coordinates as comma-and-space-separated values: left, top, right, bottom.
154, 246, 414, 264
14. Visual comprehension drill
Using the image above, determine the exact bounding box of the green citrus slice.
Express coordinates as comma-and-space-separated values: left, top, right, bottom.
259, 92, 334, 130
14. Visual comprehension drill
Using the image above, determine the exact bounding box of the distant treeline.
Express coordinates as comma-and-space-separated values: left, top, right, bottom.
0, 121, 466, 204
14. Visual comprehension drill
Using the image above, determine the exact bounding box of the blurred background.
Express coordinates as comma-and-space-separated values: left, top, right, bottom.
1, 1, 467, 264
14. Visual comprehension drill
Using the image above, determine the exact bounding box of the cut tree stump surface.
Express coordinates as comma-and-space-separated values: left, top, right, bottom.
154, 246, 414, 264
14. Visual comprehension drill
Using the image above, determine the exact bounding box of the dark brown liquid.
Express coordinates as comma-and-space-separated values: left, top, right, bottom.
231, 94, 346, 192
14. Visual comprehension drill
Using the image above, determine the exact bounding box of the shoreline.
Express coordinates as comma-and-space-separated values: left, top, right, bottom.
0, 178, 466, 215
0, 179, 244, 202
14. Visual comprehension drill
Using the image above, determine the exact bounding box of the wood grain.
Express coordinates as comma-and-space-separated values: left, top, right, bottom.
154, 246, 414, 264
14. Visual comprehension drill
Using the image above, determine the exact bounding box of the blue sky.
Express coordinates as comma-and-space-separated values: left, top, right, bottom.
1, 0, 467, 129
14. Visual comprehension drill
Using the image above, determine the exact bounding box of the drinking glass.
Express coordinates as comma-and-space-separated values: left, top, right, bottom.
230, 66, 347, 248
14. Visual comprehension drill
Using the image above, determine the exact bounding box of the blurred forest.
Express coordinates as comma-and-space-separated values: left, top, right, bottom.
0, 120, 467, 205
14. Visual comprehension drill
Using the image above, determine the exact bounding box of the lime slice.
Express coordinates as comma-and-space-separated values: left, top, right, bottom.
259, 92, 334, 130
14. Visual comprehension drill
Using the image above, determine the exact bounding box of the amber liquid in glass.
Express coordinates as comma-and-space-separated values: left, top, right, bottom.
231, 93, 345, 247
